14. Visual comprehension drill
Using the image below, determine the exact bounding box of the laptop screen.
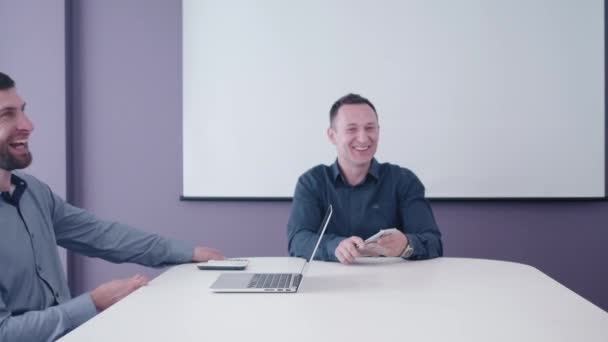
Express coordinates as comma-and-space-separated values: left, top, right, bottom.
300, 204, 333, 275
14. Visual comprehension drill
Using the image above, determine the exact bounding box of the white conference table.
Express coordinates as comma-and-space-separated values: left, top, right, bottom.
59, 257, 608, 342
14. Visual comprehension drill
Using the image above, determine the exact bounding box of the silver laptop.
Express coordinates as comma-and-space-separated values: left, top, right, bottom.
210, 204, 333, 293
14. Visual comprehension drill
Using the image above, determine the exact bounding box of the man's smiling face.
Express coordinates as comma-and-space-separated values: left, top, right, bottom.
328, 103, 379, 170
0, 87, 34, 171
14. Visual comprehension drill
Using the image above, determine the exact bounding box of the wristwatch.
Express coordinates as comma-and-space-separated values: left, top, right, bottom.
400, 241, 414, 258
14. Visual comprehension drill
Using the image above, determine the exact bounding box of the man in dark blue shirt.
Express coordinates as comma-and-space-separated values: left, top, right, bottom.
287, 93, 442, 264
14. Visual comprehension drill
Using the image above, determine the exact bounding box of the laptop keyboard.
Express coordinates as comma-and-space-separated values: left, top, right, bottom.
247, 273, 301, 289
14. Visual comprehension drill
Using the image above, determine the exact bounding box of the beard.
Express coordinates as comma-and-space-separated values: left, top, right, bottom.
0, 142, 33, 170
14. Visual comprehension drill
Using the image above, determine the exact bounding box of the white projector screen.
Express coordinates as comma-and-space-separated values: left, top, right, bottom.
183, 0, 605, 199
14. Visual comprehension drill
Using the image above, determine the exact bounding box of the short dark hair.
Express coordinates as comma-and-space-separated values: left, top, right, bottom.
0, 72, 15, 90
329, 93, 377, 125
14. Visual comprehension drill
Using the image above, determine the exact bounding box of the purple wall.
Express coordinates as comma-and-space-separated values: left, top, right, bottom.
1, 0, 67, 197
2, 0, 69, 270
68, 0, 608, 312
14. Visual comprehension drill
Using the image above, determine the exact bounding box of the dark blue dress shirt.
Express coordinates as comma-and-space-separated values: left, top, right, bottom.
287, 159, 442, 261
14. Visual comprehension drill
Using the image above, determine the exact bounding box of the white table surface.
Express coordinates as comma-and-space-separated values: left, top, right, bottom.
59, 257, 608, 342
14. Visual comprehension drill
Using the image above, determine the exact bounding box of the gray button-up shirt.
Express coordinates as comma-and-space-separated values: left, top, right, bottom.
287, 159, 443, 261
0, 172, 194, 342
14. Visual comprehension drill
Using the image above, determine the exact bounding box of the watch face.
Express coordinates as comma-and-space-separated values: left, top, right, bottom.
402, 245, 414, 258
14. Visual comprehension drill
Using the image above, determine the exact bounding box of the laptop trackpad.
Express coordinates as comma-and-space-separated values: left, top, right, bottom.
210, 273, 254, 290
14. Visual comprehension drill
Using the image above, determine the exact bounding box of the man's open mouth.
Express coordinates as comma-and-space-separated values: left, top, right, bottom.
8, 140, 28, 151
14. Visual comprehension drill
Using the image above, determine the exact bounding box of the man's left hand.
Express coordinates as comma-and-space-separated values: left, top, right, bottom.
192, 247, 225, 262
377, 230, 408, 257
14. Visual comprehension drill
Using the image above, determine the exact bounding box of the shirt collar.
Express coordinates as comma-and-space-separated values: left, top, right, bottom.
1, 173, 28, 206
368, 158, 380, 180
330, 158, 380, 184
330, 160, 341, 182
10, 173, 26, 186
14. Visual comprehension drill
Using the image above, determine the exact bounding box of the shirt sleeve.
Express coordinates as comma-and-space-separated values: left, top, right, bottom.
0, 293, 97, 342
398, 171, 443, 259
287, 175, 344, 262
47, 189, 194, 267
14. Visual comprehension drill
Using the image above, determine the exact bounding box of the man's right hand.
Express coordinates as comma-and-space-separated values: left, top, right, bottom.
90, 275, 149, 312
334, 236, 366, 264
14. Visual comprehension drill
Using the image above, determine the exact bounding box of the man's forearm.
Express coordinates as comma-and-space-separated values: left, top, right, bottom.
406, 231, 443, 259
0, 294, 97, 342
288, 228, 344, 262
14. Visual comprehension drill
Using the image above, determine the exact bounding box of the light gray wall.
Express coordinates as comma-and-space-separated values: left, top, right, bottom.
61, 0, 608, 313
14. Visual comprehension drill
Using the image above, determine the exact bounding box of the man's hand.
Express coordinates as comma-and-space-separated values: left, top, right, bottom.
377, 229, 408, 257
90, 275, 149, 312
334, 236, 365, 264
357, 242, 385, 257
192, 246, 225, 262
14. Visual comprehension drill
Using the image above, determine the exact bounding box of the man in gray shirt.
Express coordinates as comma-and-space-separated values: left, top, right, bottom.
0, 72, 224, 342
